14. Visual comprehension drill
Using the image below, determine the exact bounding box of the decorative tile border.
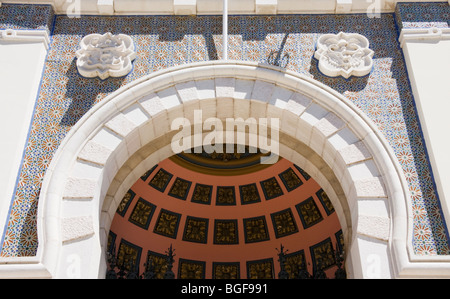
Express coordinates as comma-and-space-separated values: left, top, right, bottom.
395, 2, 450, 30
1, 6, 449, 257
0, 4, 54, 34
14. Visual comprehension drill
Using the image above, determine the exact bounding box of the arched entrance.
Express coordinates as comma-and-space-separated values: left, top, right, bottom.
37, 61, 413, 278
106, 147, 345, 279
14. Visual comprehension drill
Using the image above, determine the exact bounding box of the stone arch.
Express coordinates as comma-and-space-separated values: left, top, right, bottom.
36, 61, 418, 278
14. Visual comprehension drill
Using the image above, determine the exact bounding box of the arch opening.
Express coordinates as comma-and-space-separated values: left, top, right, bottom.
36, 61, 416, 278
106, 144, 345, 279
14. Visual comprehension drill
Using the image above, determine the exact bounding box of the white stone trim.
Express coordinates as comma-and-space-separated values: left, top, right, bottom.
1, 60, 449, 278
0, 29, 50, 50
2, 0, 437, 15
399, 27, 450, 48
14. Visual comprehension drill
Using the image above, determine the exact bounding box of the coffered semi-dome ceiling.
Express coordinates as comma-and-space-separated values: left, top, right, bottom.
107, 146, 344, 279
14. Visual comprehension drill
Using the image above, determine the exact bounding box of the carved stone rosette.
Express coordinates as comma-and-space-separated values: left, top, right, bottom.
76, 32, 136, 80
314, 32, 374, 79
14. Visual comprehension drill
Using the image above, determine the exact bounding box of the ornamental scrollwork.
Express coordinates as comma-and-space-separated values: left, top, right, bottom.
76, 32, 136, 79
314, 32, 374, 79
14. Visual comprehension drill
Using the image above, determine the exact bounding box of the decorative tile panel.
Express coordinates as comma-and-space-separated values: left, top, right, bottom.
270, 208, 299, 238
214, 219, 239, 245
168, 177, 192, 200
316, 188, 335, 216
243, 216, 270, 243
395, 2, 450, 30
296, 197, 324, 229
279, 168, 303, 191
285, 249, 307, 279
191, 183, 213, 205
153, 209, 181, 239
239, 183, 261, 205
178, 258, 206, 279
246, 258, 274, 279
212, 262, 240, 279
149, 168, 173, 192
128, 197, 156, 230
145, 250, 168, 279
116, 239, 142, 271
116, 189, 135, 217
310, 238, 336, 272
216, 186, 236, 206
182, 216, 208, 244
0, 4, 54, 34
260, 177, 284, 200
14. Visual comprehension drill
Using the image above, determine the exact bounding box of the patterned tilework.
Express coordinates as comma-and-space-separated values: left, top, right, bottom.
395, 2, 450, 30
2, 8, 449, 256
0, 4, 54, 34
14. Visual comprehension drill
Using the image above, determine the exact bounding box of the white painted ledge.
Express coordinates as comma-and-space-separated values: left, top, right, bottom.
2, 0, 440, 15
0, 29, 50, 50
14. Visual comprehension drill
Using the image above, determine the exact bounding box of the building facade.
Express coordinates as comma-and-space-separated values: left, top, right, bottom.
0, 0, 449, 278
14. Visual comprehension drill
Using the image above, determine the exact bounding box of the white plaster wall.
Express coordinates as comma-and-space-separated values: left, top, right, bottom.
402, 37, 450, 232
0, 40, 47, 243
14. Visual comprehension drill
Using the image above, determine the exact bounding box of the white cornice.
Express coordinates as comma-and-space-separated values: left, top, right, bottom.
0, 0, 446, 15
399, 27, 450, 48
0, 29, 50, 50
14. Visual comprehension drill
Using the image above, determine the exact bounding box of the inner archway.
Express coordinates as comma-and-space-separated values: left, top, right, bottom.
107, 147, 344, 279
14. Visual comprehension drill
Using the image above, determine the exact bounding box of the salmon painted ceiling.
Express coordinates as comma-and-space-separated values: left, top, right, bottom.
108, 149, 344, 279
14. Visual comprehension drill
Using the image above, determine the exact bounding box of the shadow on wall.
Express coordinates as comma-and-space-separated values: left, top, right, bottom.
60, 59, 126, 128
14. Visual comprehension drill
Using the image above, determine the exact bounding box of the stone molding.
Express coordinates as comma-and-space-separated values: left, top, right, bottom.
399, 27, 450, 48
2, 0, 441, 15
0, 29, 50, 50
